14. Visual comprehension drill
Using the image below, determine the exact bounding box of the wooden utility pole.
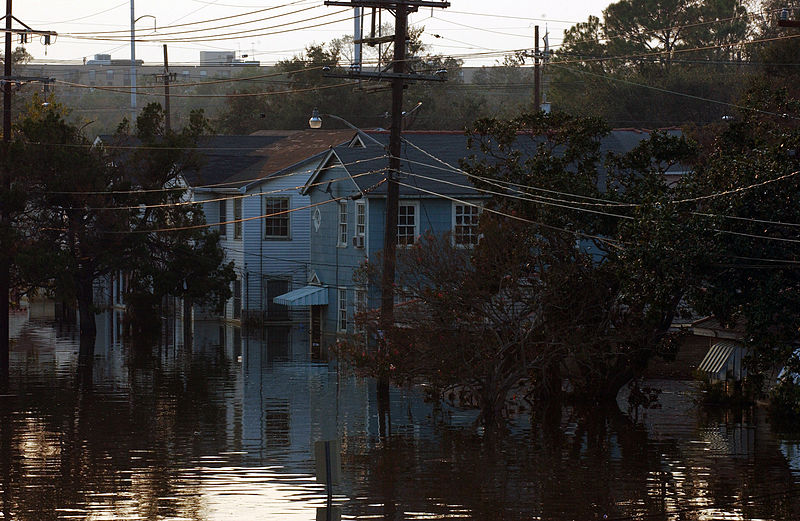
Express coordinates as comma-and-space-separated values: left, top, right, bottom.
161, 44, 171, 132
0, 1, 55, 372
534, 25, 541, 110
322, 0, 449, 408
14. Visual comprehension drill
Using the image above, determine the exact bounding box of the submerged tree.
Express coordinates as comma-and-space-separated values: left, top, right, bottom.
15, 101, 233, 350
339, 112, 703, 428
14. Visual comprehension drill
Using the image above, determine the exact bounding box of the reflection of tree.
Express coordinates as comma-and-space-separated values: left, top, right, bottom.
0, 336, 239, 520
340, 403, 800, 521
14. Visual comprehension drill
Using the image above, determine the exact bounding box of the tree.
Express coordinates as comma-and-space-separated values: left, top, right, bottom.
550, 0, 750, 126
15, 100, 135, 347
110, 104, 234, 346
339, 112, 702, 428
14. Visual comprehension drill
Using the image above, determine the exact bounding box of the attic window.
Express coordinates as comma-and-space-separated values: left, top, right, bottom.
348, 135, 366, 148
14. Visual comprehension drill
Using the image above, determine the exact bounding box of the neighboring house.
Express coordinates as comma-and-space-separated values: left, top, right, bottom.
290, 131, 487, 352
290, 128, 688, 353
692, 317, 748, 387
193, 130, 357, 324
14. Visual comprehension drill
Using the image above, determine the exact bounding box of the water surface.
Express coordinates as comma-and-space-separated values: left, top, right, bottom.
5, 312, 800, 520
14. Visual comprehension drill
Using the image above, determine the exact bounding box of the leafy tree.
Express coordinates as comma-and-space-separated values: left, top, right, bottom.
550, 0, 750, 125
110, 104, 234, 346
14, 100, 135, 345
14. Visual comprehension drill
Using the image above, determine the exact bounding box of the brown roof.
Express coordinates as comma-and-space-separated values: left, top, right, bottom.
225, 129, 357, 187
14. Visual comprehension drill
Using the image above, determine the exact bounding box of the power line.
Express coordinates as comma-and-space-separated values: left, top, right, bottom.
62, 0, 317, 36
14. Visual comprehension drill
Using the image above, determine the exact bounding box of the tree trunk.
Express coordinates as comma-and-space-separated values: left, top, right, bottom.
76, 275, 96, 340
76, 273, 96, 361
183, 296, 193, 349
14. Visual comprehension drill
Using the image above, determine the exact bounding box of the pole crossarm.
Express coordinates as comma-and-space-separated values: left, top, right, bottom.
0, 75, 54, 84
0, 15, 56, 37
325, 1, 449, 9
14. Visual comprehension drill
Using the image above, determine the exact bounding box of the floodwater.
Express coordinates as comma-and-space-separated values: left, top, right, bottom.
5, 311, 800, 521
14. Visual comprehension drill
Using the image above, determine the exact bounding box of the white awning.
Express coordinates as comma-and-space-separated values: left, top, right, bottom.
698, 340, 741, 376
273, 285, 328, 307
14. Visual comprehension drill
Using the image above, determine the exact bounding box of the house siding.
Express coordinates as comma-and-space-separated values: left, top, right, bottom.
240, 157, 319, 322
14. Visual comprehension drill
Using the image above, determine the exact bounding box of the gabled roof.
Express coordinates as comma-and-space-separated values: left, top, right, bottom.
310, 131, 488, 199
303, 128, 687, 199
232, 129, 357, 189
97, 134, 290, 189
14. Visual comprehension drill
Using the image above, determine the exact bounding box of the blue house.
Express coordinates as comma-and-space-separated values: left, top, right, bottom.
277, 131, 486, 352
188, 130, 357, 324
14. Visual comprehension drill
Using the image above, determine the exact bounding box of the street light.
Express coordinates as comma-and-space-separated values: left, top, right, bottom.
309, 108, 323, 129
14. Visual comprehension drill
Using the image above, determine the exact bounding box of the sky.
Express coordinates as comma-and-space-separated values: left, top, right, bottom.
15, 1, 613, 66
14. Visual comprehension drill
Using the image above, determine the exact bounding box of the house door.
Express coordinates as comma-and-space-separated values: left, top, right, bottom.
310, 305, 323, 359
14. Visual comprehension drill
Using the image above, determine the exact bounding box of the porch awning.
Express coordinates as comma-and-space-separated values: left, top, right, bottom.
273, 285, 328, 307
698, 340, 740, 375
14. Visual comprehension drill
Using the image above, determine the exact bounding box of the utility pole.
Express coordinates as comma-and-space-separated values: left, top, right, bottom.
534, 25, 541, 110
322, 0, 449, 412
130, 0, 136, 121
0, 0, 56, 372
158, 44, 173, 132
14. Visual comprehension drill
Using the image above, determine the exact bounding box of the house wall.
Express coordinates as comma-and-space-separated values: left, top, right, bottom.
308, 164, 369, 343
309, 167, 484, 348
193, 190, 244, 321
240, 158, 320, 322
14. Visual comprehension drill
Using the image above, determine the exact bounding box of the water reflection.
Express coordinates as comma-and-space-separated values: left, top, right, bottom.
3, 311, 800, 520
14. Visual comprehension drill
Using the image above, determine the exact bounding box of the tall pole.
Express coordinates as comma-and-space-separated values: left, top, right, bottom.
130, 0, 136, 121
378, 2, 408, 401
534, 25, 541, 111
0, 0, 11, 374
163, 44, 171, 132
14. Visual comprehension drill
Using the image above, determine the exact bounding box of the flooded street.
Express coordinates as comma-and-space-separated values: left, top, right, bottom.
4, 312, 800, 520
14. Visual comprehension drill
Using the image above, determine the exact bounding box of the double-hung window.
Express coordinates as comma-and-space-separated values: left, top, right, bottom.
356, 202, 366, 237
397, 202, 417, 246
218, 198, 227, 237
264, 197, 290, 238
338, 201, 348, 247
233, 198, 242, 239
453, 203, 481, 246
338, 288, 347, 332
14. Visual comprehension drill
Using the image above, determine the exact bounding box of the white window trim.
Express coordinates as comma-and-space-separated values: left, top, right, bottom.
263, 196, 291, 240
452, 201, 482, 248
218, 198, 227, 238
355, 201, 366, 237
338, 201, 349, 248
337, 287, 348, 332
397, 201, 419, 247
233, 198, 242, 240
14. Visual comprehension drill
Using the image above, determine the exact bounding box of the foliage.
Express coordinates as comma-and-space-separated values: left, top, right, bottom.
338, 112, 702, 428
549, 0, 750, 126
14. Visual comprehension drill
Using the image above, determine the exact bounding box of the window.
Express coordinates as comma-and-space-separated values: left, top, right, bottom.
355, 288, 367, 334
453, 203, 481, 246
265, 278, 289, 320
338, 288, 347, 332
356, 202, 366, 238
106, 70, 114, 85
233, 198, 242, 239
233, 278, 242, 319
397, 203, 417, 246
338, 201, 348, 247
264, 197, 289, 238
218, 198, 227, 237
